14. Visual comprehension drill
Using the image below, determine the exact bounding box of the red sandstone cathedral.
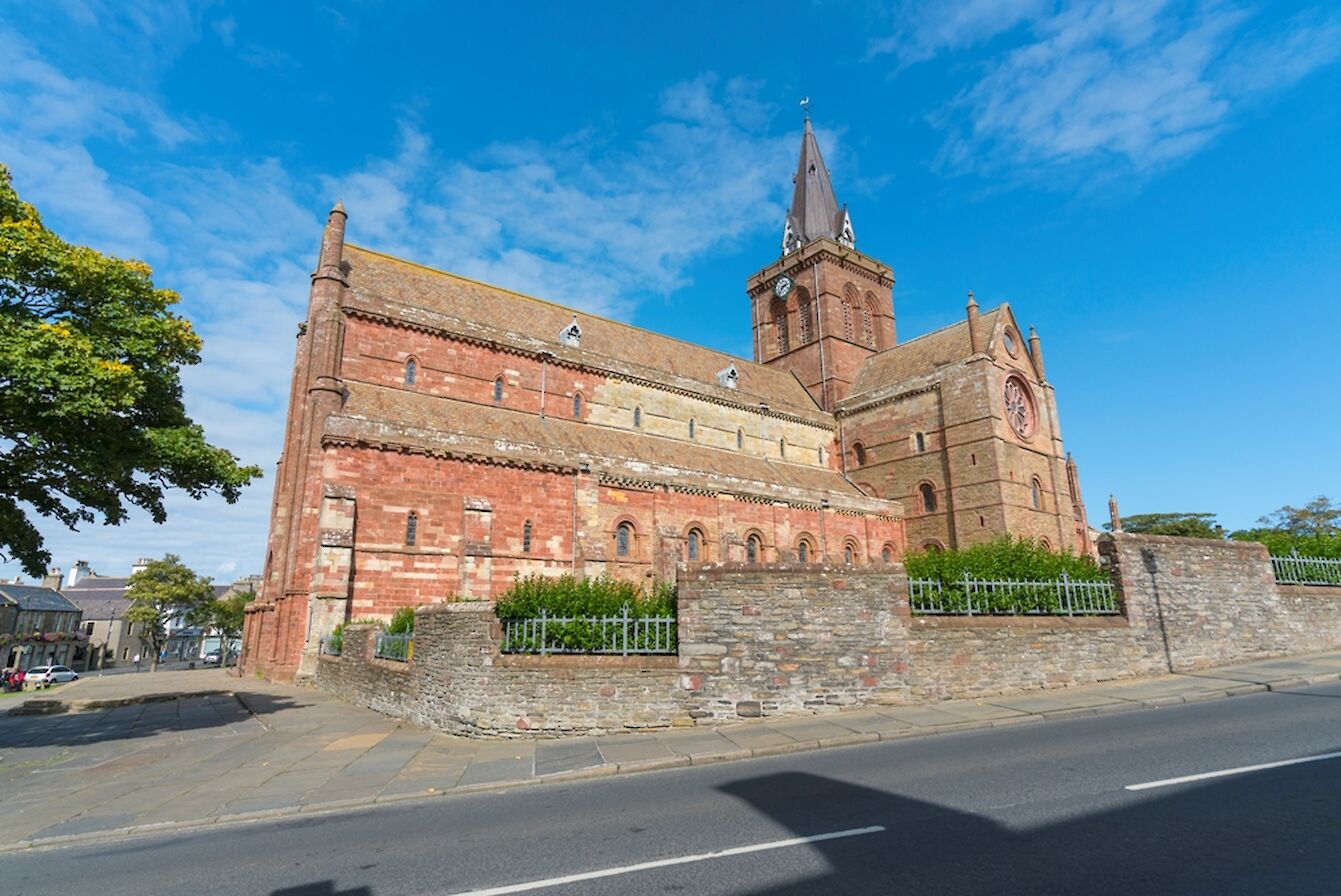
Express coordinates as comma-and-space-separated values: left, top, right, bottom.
242, 119, 1091, 681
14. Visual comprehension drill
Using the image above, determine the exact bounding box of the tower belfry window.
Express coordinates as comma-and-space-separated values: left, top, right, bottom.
404, 358, 417, 385
842, 299, 853, 341
773, 299, 789, 356
798, 296, 813, 344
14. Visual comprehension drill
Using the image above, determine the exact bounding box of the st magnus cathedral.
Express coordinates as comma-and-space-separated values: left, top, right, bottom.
243, 118, 1091, 681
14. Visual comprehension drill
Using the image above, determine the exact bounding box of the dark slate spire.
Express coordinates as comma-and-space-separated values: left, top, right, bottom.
782, 116, 855, 255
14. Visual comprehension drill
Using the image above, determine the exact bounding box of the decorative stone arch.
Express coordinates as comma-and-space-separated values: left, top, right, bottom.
795, 285, 814, 345
403, 355, 419, 386
771, 296, 790, 356
916, 480, 939, 514
921, 539, 945, 553
856, 482, 878, 498
842, 537, 862, 565
611, 516, 640, 559
841, 282, 858, 342
743, 529, 766, 564
683, 523, 708, 563
1039, 537, 1052, 551
863, 290, 880, 348
795, 533, 817, 563
880, 542, 899, 564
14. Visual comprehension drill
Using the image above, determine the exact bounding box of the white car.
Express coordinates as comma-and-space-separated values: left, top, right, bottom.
26, 665, 79, 686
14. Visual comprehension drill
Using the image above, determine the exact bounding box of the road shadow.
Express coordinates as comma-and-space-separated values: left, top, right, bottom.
272, 884, 372, 896
718, 762, 1341, 895
0, 691, 306, 750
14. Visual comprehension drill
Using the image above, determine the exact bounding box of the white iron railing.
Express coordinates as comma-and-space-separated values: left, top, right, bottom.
1271, 554, 1341, 586
501, 606, 677, 655
909, 572, 1119, 616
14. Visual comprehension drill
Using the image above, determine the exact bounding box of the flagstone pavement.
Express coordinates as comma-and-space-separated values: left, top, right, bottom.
4, 650, 1341, 851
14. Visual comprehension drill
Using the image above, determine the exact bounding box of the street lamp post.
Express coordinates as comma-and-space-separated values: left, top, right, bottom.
99, 607, 117, 677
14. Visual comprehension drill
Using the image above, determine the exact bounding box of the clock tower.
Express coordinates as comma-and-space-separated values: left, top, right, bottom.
747, 116, 895, 412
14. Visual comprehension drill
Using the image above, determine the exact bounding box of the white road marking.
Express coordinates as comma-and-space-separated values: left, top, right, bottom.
1125, 749, 1341, 791
443, 825, 885, 896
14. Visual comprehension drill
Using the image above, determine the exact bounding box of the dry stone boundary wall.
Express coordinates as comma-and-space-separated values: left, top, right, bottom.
315, 533, 1341, 737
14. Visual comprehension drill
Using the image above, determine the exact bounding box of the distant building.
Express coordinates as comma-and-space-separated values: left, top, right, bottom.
0, 584, 85, 671
61, 574, 145, 670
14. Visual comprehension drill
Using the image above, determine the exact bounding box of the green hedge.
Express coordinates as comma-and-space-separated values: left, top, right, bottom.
905, 537, 1107, 583
496, 575, 677, 654
494, 574, 676, 620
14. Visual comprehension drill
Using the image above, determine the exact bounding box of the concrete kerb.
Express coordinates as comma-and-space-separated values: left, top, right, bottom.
6, 664, 1341, 856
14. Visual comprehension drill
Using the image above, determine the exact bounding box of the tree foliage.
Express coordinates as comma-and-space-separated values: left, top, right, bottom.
1230, 496, 1341, 558
0, 166, 262, 576
904, 537, 1106, 583
124, 554, 215, 671
1108, 512, 1225, 539
190, 586, 255, 660
1252, 496, 1341, 538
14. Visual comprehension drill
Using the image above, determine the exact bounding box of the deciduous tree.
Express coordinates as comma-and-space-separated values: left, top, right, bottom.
124, 554, 215, 671
1107, 513, 1224, 539
0, 165, 262, 577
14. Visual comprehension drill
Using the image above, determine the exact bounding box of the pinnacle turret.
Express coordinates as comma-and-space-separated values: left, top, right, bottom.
782, 117, 854, 255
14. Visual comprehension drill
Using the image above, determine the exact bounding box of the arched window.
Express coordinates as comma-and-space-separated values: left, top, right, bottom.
844, 544, 855, 564
915, 432, 926, 453
818, 446, 826, 465
779, 438, 786, 458
842, 299, 853, 341
746, 533, 762, 563
572, 393, 583, 418
688, 418, 695, 439
773, 298, 789, 356
616, 522, 633, 557
404, 358, 417, 386
522, 520, 533, 553
1039, 538, 1052, 551
862, 303, 875, 347
633, 407, 642, 428
493, 377, 504, 403
853, 442, 866, 467
1031, 477, 1043, 510
919, 483, 938, 513
922, 541, 944, 553
737, 429, 744, 450
405, 511, 418, 546
881, 544, 894, 564
798, 539, 810, 563
686, 528, 703, 562
798, 295, 813, 344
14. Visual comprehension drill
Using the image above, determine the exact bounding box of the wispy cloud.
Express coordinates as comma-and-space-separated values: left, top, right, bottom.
0, 23, 793, 579
877, 1, 1341, 182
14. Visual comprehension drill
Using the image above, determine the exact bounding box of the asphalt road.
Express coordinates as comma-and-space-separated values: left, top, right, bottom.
9, 680, 1341, 896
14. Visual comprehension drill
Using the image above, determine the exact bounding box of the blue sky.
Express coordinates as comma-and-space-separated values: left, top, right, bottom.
2, 1, 1339, 581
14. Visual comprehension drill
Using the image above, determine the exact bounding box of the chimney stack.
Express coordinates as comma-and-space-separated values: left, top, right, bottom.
966, 291, 981, 354
65, 560, 91, 588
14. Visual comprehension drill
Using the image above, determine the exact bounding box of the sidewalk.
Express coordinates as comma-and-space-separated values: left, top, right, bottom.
4, 650, 1341, 851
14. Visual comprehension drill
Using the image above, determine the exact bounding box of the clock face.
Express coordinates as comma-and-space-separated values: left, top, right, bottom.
774, 275, 793, 298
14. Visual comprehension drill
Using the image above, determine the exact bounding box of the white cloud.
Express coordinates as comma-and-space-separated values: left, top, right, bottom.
883, 2, 1341, 181
0, 22, 796, 581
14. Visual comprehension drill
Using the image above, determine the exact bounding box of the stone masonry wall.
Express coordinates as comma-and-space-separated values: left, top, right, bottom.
676, 565, 911, 717
315, 533, 1341, 736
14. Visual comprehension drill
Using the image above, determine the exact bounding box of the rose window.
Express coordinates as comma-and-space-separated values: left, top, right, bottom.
1003, 376, 1036, 438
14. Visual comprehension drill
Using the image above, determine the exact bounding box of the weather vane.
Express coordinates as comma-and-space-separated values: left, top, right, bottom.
800, 96, 811, 119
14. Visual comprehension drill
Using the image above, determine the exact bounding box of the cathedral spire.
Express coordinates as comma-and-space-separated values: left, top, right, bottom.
782, 117, 854, 255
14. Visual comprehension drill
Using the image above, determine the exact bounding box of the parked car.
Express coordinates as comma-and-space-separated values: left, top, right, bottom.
26, 665, 78, 687
202, 651, 222, 666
